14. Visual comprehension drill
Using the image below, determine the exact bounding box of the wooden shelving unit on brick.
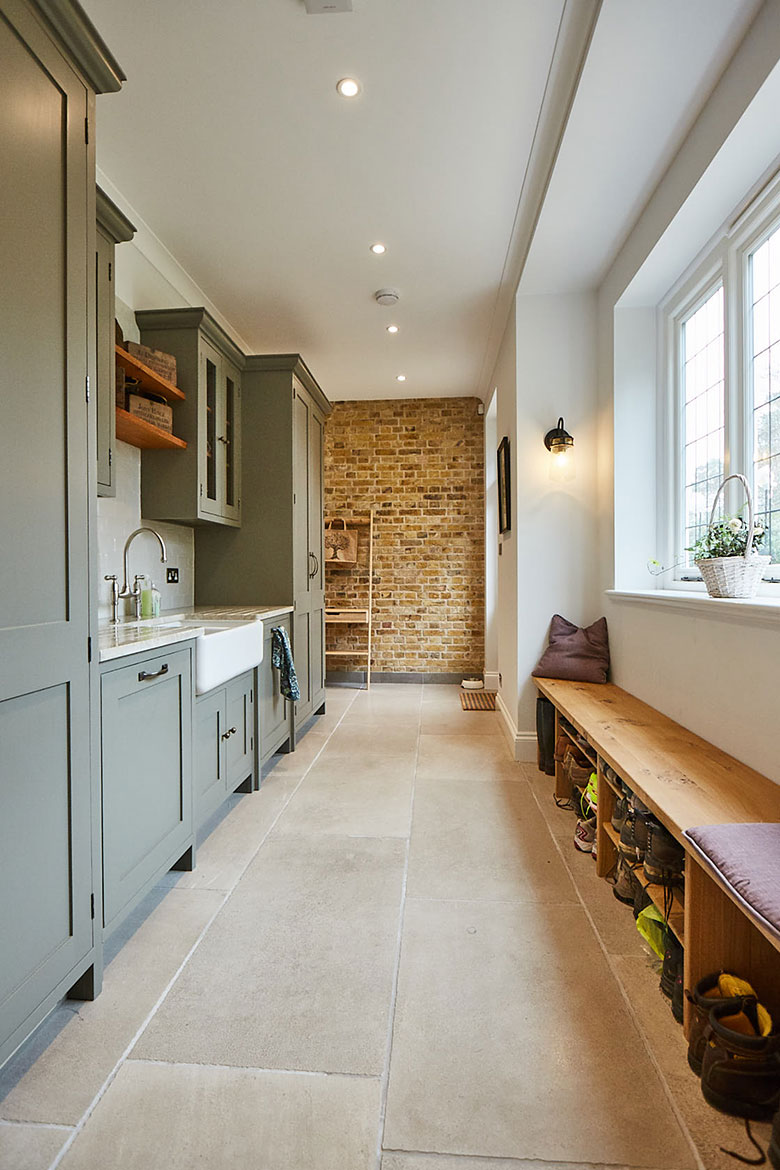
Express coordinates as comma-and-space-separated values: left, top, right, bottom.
324, 508, 375, 689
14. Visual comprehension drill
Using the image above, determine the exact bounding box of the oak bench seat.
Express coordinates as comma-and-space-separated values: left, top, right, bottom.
534, 677, 780, 1029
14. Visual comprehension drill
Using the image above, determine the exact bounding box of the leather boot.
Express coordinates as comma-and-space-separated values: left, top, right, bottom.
700, 998, 780, 1121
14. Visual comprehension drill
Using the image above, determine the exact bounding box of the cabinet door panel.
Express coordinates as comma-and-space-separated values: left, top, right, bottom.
101, 649, 192, 932
199, 339, 222, 518
96, 226, 115, 496
293, 611, 312, 722
221, 360, 241, 525
195, 688, 224, 827
308, 408, 325, 706
225, 671, 254, 790
0, 4, 93, 1061
260, 620, 291, 762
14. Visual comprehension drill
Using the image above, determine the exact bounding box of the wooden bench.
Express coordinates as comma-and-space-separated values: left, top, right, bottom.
535, 678, 780, 1033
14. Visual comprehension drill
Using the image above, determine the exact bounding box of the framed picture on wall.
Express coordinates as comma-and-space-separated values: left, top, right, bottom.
497, 436, 511, 534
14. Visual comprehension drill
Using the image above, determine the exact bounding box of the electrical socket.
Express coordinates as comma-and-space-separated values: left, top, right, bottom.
166, 567, 179, 584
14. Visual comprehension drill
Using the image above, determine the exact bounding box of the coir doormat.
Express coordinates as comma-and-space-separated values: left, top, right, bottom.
460, 690, 497, 711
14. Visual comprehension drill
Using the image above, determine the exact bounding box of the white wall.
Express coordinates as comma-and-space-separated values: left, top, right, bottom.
513, 291, 600, 754
96, 297, 195, 621
597, 4, 780, 784
491, 309, 519, 751
484, 393, 499, 690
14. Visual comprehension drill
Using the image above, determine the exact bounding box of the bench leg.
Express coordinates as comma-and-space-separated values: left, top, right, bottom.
684, 855, 780, 1038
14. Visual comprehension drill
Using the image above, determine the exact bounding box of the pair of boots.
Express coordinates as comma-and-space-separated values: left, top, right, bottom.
687, 972, 780, 1122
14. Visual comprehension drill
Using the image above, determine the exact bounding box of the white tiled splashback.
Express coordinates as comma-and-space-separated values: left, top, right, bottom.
96, 442, 195, 622
96, 294, 194, 623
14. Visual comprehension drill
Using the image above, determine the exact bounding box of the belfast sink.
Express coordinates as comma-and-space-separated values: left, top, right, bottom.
186, 620, 264, 695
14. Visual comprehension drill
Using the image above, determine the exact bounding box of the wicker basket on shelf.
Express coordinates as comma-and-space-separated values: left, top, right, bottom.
695, 474, 770, 598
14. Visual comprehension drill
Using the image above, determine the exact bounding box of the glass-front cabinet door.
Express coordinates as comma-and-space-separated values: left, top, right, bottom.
221, 359, 241, 525
199, 339, 222, 518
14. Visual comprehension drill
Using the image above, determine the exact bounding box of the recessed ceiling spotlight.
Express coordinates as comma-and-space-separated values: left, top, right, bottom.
370, 243, 386, 255
387, 325, 399, 334
336, 78, 360, 98
396, 374, 406, 382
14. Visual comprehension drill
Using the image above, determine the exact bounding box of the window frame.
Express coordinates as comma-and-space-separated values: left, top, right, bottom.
661, 170, 780, 592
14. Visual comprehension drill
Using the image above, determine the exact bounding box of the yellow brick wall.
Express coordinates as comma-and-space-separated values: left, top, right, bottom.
324, 398, 485, 675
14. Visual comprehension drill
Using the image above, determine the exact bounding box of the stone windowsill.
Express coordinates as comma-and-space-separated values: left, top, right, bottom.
606, 588, 780, 628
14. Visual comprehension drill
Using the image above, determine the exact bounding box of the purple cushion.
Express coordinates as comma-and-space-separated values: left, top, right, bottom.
532, 614, 610, 684
684, 823, 780, 946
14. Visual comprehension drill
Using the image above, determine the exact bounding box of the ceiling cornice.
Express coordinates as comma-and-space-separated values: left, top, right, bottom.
476, 0, 602, 398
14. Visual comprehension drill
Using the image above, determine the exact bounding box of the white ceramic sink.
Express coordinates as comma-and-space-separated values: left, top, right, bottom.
108, 615, 264, 693
188, 620, 264, 695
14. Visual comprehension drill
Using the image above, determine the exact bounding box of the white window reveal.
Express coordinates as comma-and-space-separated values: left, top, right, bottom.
749, 223, 780, 563
681, 285, 725, 567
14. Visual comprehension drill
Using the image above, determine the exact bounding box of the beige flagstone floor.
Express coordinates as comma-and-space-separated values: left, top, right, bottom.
0, 684, 771, 1170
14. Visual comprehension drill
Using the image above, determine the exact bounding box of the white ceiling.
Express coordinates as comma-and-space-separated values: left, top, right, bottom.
86, 0, 764, 400
520, 0, 765, 297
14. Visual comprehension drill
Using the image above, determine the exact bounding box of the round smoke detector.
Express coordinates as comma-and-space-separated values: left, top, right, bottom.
374, 288, 400, 307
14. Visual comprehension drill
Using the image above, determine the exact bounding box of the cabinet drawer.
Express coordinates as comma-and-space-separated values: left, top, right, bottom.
101, 647, 193, 932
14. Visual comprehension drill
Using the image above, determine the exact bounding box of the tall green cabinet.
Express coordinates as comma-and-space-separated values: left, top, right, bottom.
0, 0, 123, 1067
195, 356, 331, 731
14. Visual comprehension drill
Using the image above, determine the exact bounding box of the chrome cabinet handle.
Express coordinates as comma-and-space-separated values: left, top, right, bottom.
221, 726, 237, 740
138, 663, 169, 682
217, 435, 230, 445
308, 551, 316, 578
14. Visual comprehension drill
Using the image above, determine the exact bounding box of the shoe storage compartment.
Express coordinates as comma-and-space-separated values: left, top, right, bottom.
537, 678, 780, 1036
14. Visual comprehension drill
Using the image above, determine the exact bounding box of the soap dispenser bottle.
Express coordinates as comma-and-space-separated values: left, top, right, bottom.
141, 579, 161, 619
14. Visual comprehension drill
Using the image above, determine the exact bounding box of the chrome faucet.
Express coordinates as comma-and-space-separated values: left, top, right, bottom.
117, 527, 167, 620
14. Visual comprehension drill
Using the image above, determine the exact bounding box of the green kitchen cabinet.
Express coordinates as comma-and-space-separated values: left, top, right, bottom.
100, 646, 194, 935
96, 186, 135, 496
259, 615, 294, 765
135, 307, 243, 527
195, 356, 331, 732
0, 0, 123, 1067
195, 670, 255, 829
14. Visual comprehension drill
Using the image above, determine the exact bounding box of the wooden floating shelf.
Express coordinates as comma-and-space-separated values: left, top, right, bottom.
116, 344, 185, 403
324, 517, 372, 526
116, 408, 187, 451
325, 649, 367, 656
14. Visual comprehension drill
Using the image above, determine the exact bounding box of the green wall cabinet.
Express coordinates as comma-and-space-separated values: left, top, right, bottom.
100, 646, 194, 935
96, 187, 134, 497
0, 0, 123, 1068
135, 307, 243, 527
195, 356, 331, 733
259, 615, 294, 764
195, 670, 255, 828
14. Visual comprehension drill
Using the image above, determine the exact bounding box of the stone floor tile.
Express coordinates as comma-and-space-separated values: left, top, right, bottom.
383, 898, 696, 1168
133, 836, 405, 1075
407, 778, 577, 903
273, 759, 413, 839
382, 1156, 640, 1170
59, 1061, 380, 1170
0, 1123, 69, 1170
416, 734, 522, 781
665, 1070, 773, 1170
0, 888, 224, 1126
156, 769, 301, 892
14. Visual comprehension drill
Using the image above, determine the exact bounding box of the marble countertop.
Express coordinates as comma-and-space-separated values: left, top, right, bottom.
98, 604, 293, 664
99, 622, 204, 663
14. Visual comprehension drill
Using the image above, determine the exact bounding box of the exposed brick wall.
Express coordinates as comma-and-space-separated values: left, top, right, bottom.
324, 398, 485, 675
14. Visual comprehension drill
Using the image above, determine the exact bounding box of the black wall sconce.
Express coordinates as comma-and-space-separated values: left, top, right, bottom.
544, 417, 574, 456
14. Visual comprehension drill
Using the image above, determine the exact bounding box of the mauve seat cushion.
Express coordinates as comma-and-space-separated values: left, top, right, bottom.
684, 823, 780, 946
532, 614, 610, 684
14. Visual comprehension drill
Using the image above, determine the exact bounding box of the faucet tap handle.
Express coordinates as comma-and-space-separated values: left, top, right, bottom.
104, 575, 120, 625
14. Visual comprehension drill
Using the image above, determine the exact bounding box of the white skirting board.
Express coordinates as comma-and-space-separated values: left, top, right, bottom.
496, 692, 537, 762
